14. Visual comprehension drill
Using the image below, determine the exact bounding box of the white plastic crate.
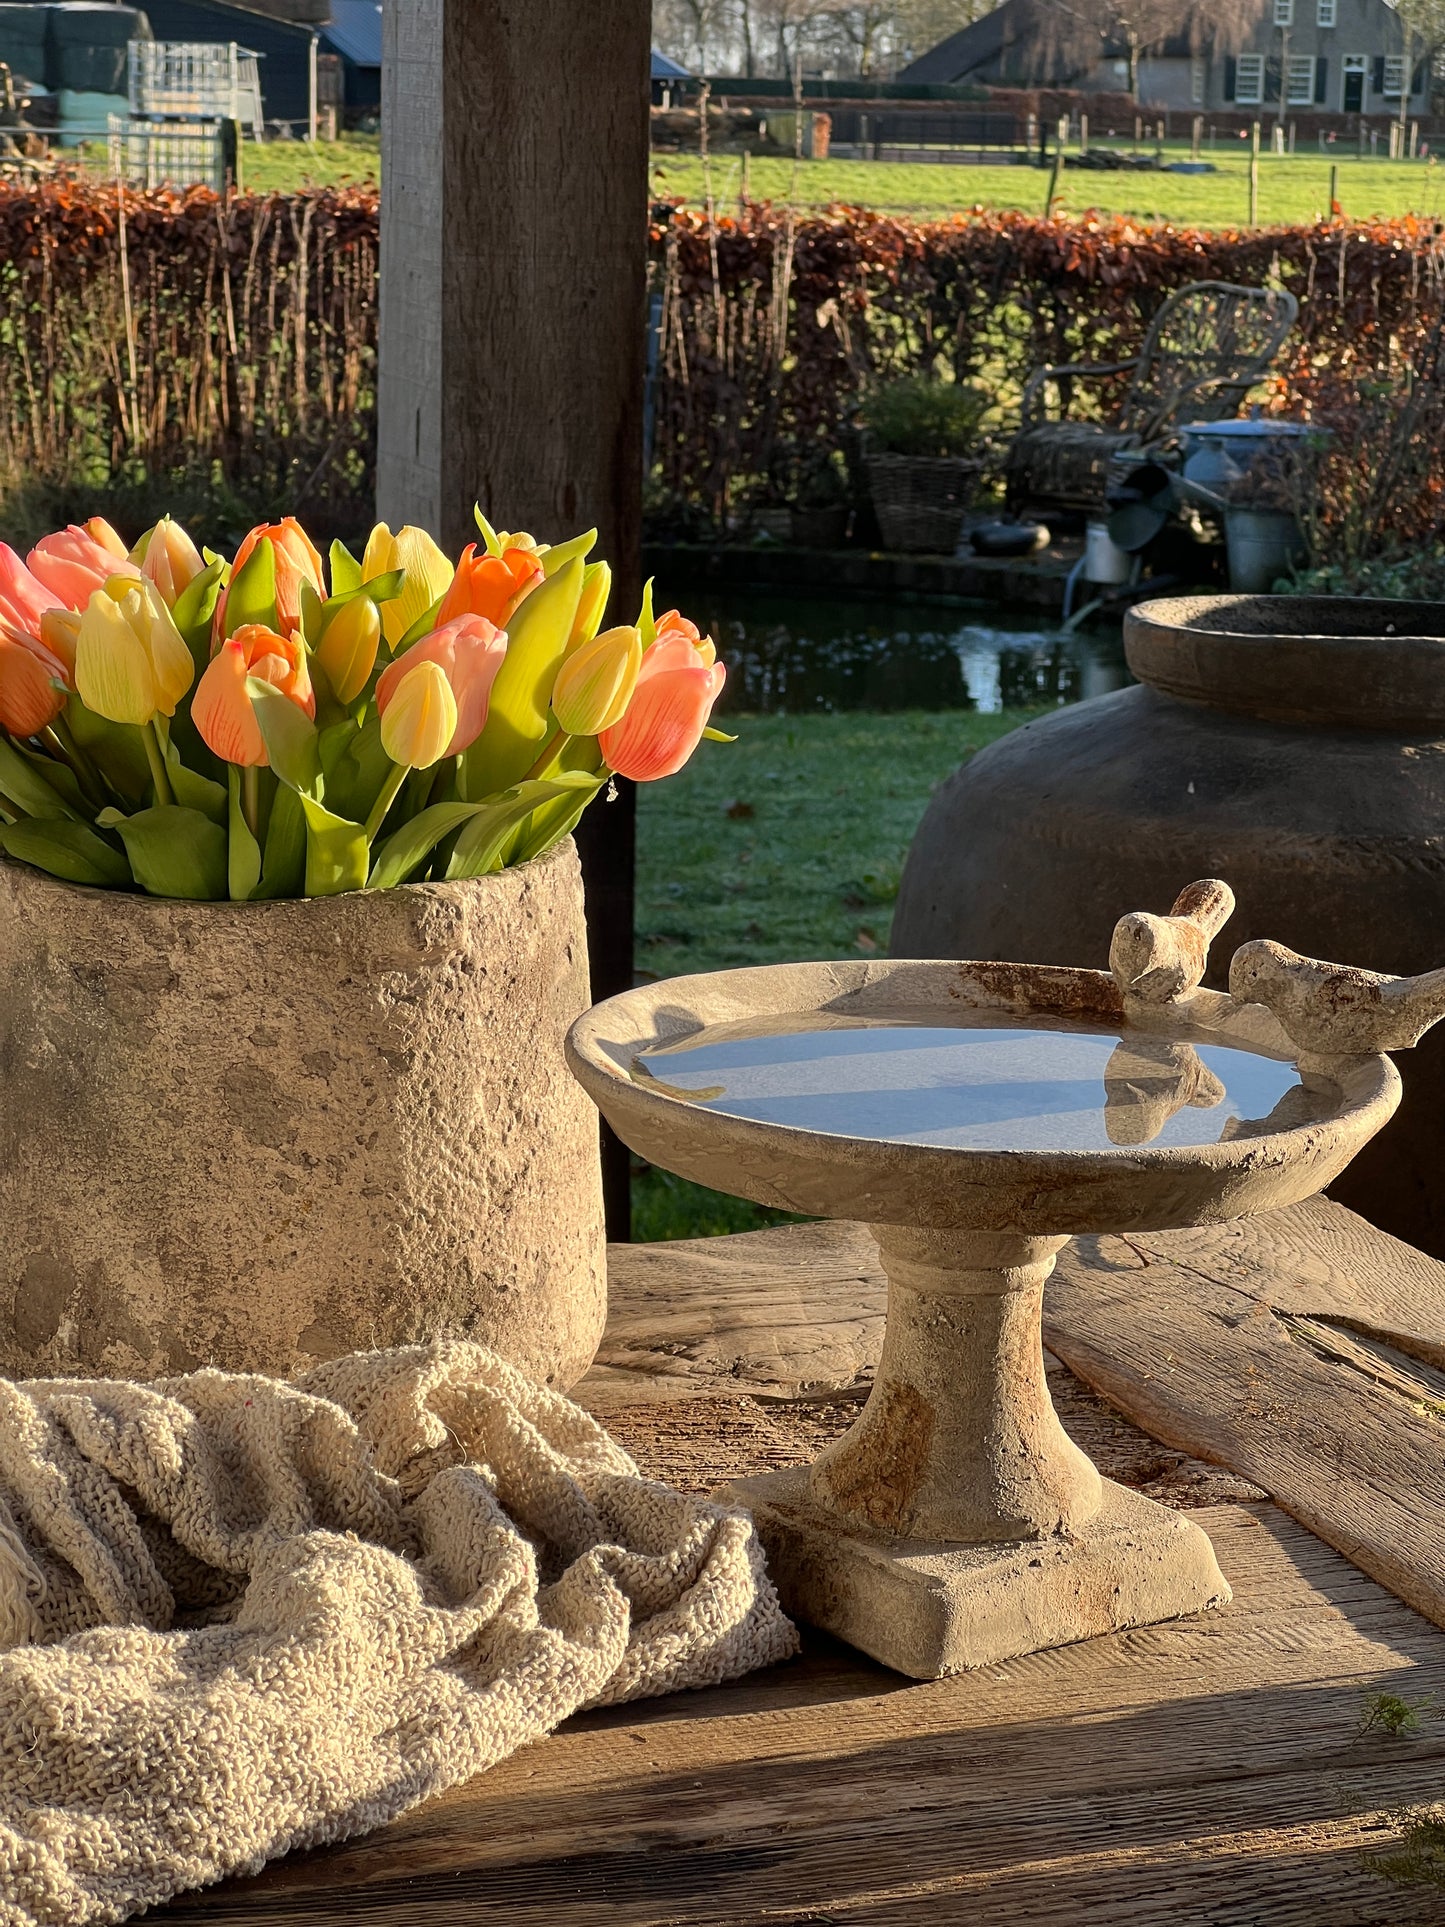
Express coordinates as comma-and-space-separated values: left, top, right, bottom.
127, 41, 263, 137
108, 113, 230, 192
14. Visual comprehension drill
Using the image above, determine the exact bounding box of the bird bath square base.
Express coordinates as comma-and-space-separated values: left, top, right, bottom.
723, 1223, 1232, 1679
725, 1471, 1229, 1679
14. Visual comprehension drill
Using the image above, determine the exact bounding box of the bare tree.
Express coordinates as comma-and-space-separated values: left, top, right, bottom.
821, 1, 904, 74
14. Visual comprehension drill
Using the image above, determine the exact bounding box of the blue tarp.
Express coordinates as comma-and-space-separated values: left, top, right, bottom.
321, 0, 379, 70
652, 48, 690, 79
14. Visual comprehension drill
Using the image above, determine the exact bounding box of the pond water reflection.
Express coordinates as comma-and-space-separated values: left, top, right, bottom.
662, 589, 1131, 714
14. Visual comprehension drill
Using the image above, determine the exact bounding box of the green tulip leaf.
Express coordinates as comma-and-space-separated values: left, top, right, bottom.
227, 767, 262, 902
224, 539, 278, 638
702, 725, 737, 743
540, 528, 597, 576
474, 506, 504, 556
394, 594, 445, 652
65, 700, 151, 805
637, 577, 656, 650
460, 558, 584, 800
298, 578, 326, 650
171, 556, 227, 669
256, 783, 306, 899
162, 739, 227, 825
510, 774, 608, 863
330, 539, 362, 597
16, 743, 87, 813
368, 800, 491, 889
319, 712, 393, 823
248, 680, 322, 797
323, 570, 406, 623
0, 818, 130, 888
102, 804, 228, 900
0, 738, 81, 821
446, 772, 602, 881
299, 794, 368, 896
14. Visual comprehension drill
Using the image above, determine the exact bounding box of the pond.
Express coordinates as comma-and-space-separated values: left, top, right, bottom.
661, 588, 1131, 714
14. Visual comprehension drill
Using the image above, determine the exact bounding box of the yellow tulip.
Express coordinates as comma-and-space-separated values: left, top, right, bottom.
136, 516, 206, 608
378, 658, 457, 769
568, 561, 612, 651
363, 522, 455, 648
74, 581, 194, 726
315, 596, 382, 704
551, 624, 642, 736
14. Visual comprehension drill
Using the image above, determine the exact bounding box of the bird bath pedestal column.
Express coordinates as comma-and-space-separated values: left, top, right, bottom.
726, 1224, 1225, 1679
568, 881, 1419, 1677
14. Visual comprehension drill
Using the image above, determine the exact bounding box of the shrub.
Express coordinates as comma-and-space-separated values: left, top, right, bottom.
859, 377, 990, 458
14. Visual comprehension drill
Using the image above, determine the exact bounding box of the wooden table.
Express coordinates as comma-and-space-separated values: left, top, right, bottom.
170, 1203, 1445, 1925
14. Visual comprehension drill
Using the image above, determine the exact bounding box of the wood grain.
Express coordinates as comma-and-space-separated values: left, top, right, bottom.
1044, 1199, 1445, 1635
166, 1506, 1445, 1924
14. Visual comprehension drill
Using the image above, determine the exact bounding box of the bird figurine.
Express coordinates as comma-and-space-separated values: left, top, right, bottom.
1228, 940, 1445, 1056
1109, 878, 1236, 1007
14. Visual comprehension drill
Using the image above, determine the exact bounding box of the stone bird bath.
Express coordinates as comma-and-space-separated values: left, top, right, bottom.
567, 883, 1426, 1678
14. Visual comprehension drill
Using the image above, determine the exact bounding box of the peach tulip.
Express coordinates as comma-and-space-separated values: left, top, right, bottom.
435, 542, 543, 630
599, 632, 726, 782
0, 634, 68, 736
0, 543, 61, 646
26, 522, 138, 612
652, 608, 717, 663
193, 623, 316, 767
138, 517, 206, 607
375, 614, 507, 758
220, 517, 325, 637
38, 608, 81, 678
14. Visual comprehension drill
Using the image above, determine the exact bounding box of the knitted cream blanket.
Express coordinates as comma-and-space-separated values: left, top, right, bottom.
0, 1341, 797, 1925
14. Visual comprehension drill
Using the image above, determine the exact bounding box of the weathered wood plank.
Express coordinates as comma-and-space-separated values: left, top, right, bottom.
1044, 1203, 1445, 1636
166, 1506, 1445, 1924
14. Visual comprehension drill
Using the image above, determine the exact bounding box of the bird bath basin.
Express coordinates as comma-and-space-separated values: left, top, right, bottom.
567, 883, 1410, 1677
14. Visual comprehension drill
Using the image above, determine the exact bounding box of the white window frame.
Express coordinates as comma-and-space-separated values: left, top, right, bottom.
1286, 53, 1315, 102
1383, 53, 1407, 94
1190, 55, 1206, 103
1317, 0, 1336, 25
1273, 0, 1293, 24
1235, 52, 1266, 102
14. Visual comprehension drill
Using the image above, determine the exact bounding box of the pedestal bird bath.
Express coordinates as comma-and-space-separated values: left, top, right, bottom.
567, 881, 1430, 1677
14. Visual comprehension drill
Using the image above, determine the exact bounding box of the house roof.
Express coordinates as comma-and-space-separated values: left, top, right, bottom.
900, 0, 1221, 85
321, 0, 379, 67
652, 47, 690, 79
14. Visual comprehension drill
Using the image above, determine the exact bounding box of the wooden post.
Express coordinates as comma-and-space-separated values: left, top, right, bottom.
1250, 120, 1260, 224
1330, 160, 1340, 216
378, 0, 650, 1235
1191, 114, 1202, 161
1080, 112, 1088, 156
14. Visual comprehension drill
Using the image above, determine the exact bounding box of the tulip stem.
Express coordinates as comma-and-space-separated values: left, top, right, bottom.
241, 765, 261, 838
40, 725, 106, 808
520, 730, 567, 783
364, 761, 409, 842
142, 720, 174, 808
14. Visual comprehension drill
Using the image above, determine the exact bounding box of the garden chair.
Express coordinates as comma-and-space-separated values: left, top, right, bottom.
1003, 281, 1299, 519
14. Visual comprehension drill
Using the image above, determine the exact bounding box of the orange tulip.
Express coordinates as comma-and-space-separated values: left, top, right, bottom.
0, 543, 61, 646
219, 517, 325, 637
652, 608, 716, 663
85, 517, 130, 560
435, 542, 543, 629
599, 632, 725, 782
0, 634, 68, 736
192, 622, 315, 767
26, 523, 138, 612
375, 614, 508, 758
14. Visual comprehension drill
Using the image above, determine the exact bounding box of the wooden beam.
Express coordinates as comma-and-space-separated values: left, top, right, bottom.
378, 0, 650, 1229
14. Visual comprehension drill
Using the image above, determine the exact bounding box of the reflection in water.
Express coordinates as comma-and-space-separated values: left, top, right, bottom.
656, 589, 1130, 715
633, 1010, 1320, 1155
1102, 1038, 1227, 1147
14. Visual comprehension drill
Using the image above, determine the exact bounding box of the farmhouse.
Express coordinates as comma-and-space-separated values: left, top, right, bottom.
901, 0, 1429, 119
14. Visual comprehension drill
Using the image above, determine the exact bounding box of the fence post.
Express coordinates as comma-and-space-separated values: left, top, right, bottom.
1044, 145, 1062, 216
1191, 114, 1202, 160
220, 116, 240, 192
1250, 120, 1260, 224
1330, 159, 1340, 216
1080, 111, 1088, 156
1410, 120, 1420, 158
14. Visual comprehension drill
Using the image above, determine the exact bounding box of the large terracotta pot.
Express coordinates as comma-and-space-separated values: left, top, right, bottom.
892, 594, 1445, 1257
0, 839, 605, 1386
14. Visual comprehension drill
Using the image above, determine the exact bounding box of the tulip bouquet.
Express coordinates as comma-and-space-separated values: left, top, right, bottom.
0, 511, 727, 900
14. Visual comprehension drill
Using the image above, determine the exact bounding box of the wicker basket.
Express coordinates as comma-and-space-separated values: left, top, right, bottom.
866, 453, 982, 554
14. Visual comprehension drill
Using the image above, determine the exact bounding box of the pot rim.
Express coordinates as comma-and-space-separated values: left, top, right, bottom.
0, 833, 579, 920
1125, 594, 1445, 730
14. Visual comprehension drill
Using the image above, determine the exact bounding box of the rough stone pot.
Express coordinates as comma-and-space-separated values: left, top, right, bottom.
0, 839, 605, 1386
891, 593, 1445, 1258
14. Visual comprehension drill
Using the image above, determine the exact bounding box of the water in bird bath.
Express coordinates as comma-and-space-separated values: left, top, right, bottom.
633, 1009, 1326, 1153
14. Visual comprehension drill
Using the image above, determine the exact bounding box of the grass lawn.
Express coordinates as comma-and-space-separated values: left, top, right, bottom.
630, 705, 1038, 1239
653, 148, 1445, 228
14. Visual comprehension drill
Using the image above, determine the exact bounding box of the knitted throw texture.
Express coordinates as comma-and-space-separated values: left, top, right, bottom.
0, 1341, 798, 1924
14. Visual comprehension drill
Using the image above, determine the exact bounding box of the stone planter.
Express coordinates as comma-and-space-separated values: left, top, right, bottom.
0, 839, 605, 1387
891, 593, 1445, 1259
